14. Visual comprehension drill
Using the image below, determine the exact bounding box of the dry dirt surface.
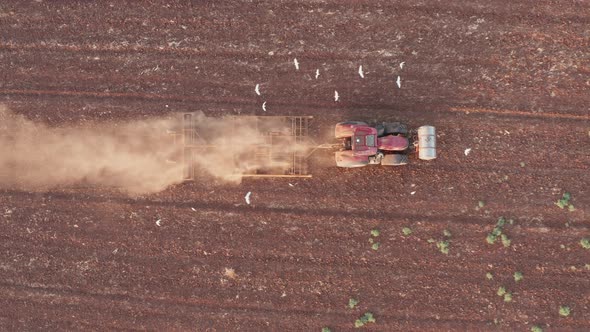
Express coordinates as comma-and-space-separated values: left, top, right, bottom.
1, 1, 589, 331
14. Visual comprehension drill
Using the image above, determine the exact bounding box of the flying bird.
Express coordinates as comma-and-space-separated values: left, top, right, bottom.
262, 101, 267, 112
155, 219, 162, 227
400, 62, 405, 69
334, 90, 339, 102
464, 148, 472, 156
396, 76, 401, 89
358, 65, 364, 78
245, 191, 252, 205
255, 84, 261, 96
315, 69, 320, 79
293, 58, 299, 70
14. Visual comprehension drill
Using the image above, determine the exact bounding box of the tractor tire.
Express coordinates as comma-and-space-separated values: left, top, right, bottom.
384, 122, 408, 136
335, 152, 370, 168
381, 154, 409, 166
336, 158, 369, 168
338, 121, 367, 126
374, 124, 385, 137
335, 121, 368, 139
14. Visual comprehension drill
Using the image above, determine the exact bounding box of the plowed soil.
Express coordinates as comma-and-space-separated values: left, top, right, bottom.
1, 1, 589, 331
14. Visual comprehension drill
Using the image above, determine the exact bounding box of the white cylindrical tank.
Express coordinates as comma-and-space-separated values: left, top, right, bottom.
417, 126, 436, 160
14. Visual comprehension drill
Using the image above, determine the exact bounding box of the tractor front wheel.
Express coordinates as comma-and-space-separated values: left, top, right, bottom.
384, 122, 408, 136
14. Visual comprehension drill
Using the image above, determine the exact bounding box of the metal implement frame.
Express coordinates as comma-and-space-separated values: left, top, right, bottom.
181, 113, 313, 180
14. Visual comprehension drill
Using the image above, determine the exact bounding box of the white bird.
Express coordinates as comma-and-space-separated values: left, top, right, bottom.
334, 90, 339, 102
400, 62, 405, 69
255, 84, 261, 96
293, 58, 299, 70
464, 148, 472, 156
396, 76, 401, 89
315, 69, 320, 79
155, 219, 162, 227
358, 65, 364, 78
191, 208, 196, 211
288, 183, 294, 187
245, 191, 252, 205
410, 191, 416, 195
262, 101, 267, 112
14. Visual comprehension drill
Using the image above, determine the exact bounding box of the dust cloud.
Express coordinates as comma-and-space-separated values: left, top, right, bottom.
183, 112, 309, 181
0, 106, 309, 194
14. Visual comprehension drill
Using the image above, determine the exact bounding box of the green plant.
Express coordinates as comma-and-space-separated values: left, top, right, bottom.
371, 229, 380, 237
501, 234, 511, 247
486, 272, 493, 280
497, 286, 506, 296
559, 306, 570, 317
371, 242, 380, 250
402, 227, 412, 236
322, 328, 332, 332
443, 229, 452, 237
486, 234, 497, 244
354, 312, 376, 328
427, 238, 436, 243
555, 192, 574, 211
503, 292, 512, 302
580, 238, 590, 250
530, 325, 543, 332
436, 240, 450, 254
348, 298, 359, 309
514, 271, 523, 282
487, 217, 515, 246
491, 227, 503, 237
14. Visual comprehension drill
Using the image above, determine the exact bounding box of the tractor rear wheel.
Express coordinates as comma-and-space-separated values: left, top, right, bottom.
384, 122, 408, 136
338, 121, 367, 126
335, 121, 368, 139
336, 158, 369, 168
381, 154, 409, 166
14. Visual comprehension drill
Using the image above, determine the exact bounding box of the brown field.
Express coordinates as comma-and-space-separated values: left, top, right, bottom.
1, 1, 589, 331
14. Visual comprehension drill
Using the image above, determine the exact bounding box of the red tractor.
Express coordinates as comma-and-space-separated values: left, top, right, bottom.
334, 121, 436, 167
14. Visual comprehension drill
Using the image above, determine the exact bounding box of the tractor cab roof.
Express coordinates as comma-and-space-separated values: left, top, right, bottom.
350, 126, 378, 153
352, 132, 376, 148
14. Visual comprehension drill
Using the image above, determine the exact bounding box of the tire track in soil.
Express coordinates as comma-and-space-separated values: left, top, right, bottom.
448, 107, 590, 121
0, 281, 501, 330
0, 190, 583, 230
2, 204, 588, 330
2, 234, 588, 330
0, 42, 400, 62
1, 89, 588, 122
6, 276, 580, 332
